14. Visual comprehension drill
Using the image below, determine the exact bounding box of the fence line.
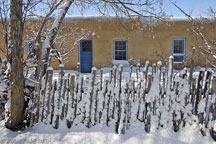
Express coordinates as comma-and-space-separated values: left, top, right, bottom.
25, 58, 216, 140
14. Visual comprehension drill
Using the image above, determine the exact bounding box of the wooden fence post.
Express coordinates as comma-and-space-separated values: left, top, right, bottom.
157, 61, 162, 95
66, 74, 75, 128
129, 65, 133, 82
50, 80, 57, 124
147, 74, 152, 93
136, 64, 140, 82
40, 68, 50, 122
113, 66, 117, 87
86, 67, 97, 128
64, 74, 71, 119
152, 63, 156, 76
189, 47, 195, 89
60, 78, 67, 120
77, 62, 80, 73
53, 64, 64, 129
194, 71, 204, 115
143, 61, 149, 92
100, 69, 103, 90
167, 56, 173, 91
43, 67, 53, 124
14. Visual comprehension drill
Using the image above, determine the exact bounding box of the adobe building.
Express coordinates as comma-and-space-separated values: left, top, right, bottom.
50, 16, 215, 72
1, 16, 215, 73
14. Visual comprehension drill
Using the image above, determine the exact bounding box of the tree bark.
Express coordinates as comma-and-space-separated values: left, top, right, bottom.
5, 0, 24, 130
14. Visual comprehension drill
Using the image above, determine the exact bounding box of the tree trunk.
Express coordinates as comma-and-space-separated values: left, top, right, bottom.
5, 0, 24, 130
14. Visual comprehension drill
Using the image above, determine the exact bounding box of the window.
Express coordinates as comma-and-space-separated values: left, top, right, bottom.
81, 40, 92, 51
172, 39, 186, 63
114, 40, 127, 60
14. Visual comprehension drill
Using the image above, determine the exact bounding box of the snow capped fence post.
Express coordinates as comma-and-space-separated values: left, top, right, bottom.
167, 56, 174, 112
85, 67, 96, 128
34, 63, 45, 123
98, 79, 108, 124
77, 62, 80, 73
64, 74, 71, 119
143, 61, 149, 93
40, 68, 50, 122
66, 74, 75, 128
167, 56, 173, 91
50, 80, 57, 124
102, 80, 111, 127
152, 63, 156, 76
136, 64, 140, 82
157, 61, 162, 95
109, 69, 113, 83
60, 78, 67, 120
118, 84, 129, 135
53, 64, 64, 129
100, 69, 103, 91
113, 66, 117, 87
157, 61, 162, 79
147, 74, 152, 93
189, 47, 195, 91
194, 71, 204, 115
92, 77, 100, 126
118, 65, 123, 90
43, 67, 54, 124
129, 65, 133, 81
115, 64, 123, 133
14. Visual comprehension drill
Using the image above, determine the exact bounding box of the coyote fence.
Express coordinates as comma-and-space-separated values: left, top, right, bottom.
29, 57, 216, 139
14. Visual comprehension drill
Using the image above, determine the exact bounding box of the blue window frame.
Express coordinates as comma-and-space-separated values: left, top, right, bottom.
26, 41, 30, 55
172, 38, 186, 63
113, 40, 128, 60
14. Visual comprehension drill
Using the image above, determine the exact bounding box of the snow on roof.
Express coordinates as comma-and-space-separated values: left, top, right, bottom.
63, 15, 137, 22
63, 15, 216, 27
63, 15, 216, 22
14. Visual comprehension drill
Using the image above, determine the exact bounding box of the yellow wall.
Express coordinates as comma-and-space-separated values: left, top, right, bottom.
0, 18, 214, 70
51, 18, 212, 70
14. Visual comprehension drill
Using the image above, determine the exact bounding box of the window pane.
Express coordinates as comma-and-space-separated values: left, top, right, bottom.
173, 40, 184, 54
118, 41, 122, 46
115, 55, 120, 60
114, 40, 127, 60
82, 40, 92, 51
173, 56, 184, 62
115, 45, 120, 50
119, 51, 123, 56
122, 55, 126, 60
115, 51, 119, 56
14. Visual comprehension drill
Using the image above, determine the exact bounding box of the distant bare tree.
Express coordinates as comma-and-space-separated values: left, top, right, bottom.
171, 1, 216, 67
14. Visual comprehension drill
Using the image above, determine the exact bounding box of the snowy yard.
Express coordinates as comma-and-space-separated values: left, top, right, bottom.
0, 121, 215, 144
1, 65, 216, 144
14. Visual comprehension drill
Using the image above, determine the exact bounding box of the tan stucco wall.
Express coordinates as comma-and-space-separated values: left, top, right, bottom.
51, 19, 213, 70
0, 18, 214, 70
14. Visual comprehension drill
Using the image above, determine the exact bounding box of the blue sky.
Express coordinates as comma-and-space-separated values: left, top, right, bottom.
68, 0, 216, 17
163, 0, 216, 16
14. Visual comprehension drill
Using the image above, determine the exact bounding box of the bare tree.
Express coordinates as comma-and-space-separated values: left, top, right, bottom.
171, 1, 216, 67
1, 0, 167, 129
5, 0, 24, 130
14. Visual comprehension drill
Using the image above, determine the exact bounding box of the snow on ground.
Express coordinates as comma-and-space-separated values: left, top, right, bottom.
0, 121, 215, 144
1, 66, 215, 144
